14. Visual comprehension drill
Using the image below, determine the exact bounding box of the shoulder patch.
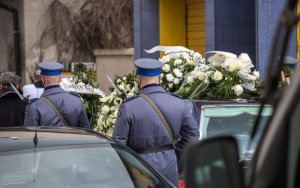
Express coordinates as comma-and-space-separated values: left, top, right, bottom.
168, 92, 182, 99
69, 91, 81, 98
122, 95, 139, 103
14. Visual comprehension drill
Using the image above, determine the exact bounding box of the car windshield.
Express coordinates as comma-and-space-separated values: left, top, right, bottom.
0, 143, 171, 188
200, 105, 273, 159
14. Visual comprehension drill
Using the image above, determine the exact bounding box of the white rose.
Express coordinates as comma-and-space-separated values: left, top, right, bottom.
174, 59, 183, 65
161, 55, 171, 63
228, 63, 242, 72
198, 71, 206, 81
173, 68, 183, 78
173, 78, 180, 85
114, 98, 121, 106
187, 59, 195, 65
103, 122, 107, 128
172, 53, 181, 59
166, 74, 174, 82
162, 64, 170, 72
182, 52, 190, 60
224, 57, 242, 72
106, 127, 113, 137
212, 71, 223, 81
199, 64, 209, 71
253, 70, 260, 78
168, 83, 174, 88
107, 117, 115, 124
119, 84, 125, 90
100, 96, 110, 103
101, 105, 110, 114
187, 76, 194, 84
110, 106, 117, 111
77, 82, 85, 86
232, 85, 244, 96
97, 115, 103, 126
194, 52, 201, 59
127, 92, 135, 97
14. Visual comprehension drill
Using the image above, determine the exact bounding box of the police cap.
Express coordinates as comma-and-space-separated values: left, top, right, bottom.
39, 61, 64, 76
135, 58, 163, 77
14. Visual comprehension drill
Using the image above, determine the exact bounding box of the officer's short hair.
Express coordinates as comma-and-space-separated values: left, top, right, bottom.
0, 72, 21, 91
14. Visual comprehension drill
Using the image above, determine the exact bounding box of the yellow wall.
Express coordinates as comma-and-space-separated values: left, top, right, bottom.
159, 0, 186, 47
186, 0, 206, 53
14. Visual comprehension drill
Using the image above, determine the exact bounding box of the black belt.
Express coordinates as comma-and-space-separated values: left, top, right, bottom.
133, 144, 174, 154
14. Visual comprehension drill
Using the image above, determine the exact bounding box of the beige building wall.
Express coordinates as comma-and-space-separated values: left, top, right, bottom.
23, 0, 54, 83
94, 48, 134, 93
1, 0, 134, 85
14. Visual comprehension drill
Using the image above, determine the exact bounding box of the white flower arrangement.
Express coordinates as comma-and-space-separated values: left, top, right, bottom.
60, 77, 106, 96
159, 50, 205, 92
176, 51, 262, 99
96, 48, 263, 135
94, 74, 138, 136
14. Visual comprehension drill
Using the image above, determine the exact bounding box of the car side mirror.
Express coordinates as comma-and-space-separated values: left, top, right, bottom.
185, 135, 245, 188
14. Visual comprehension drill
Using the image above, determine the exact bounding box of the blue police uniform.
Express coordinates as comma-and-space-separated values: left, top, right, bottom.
112, 58, 199, 187
23, 61, 90, 129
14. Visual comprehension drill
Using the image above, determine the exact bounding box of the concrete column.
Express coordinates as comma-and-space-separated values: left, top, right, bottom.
94, 48, 134, 93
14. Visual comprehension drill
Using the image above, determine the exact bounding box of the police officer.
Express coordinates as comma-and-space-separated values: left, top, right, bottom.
113, 58, 199, 187
24, 60, 90, 129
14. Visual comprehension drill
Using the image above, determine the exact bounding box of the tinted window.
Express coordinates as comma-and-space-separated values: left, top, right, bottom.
201, 105, 272, 159
0, 144, 172, 188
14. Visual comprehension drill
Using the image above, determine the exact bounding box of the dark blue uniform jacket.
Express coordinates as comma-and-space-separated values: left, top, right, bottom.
113, 85, 199, 186
24, 85, 90, 129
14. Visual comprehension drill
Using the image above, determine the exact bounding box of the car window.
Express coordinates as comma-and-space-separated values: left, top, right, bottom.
200, 105, 273, 159
0, 144, 172, 188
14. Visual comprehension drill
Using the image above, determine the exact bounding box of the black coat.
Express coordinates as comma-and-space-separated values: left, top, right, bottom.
0, 91, 26, 127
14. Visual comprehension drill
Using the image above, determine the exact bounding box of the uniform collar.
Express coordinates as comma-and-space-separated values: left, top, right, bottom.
0, 90, 18, 98
140, 84, 166, 95
44, 85, 60, 90
42, 85, 65, 96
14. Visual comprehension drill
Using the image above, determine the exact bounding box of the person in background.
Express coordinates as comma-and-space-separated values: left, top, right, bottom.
0, 72, 26, 127
24, 60, 90, 129
22, 69, 44, 101
113, 58, 199, 187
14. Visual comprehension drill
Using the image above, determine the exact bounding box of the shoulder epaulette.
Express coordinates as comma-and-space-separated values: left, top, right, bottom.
68, 91, 81, 98
29, 98, 39, 104
122, 95, 139, 103
168, 92, 182, 99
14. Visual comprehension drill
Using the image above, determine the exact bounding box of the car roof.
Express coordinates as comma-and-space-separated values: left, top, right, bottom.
195, 99, 261, 105
0, 126, 114, 152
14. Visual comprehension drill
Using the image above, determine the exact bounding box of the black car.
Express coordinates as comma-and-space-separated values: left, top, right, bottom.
0, 127, 175, 188
195, 100, 272, 161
